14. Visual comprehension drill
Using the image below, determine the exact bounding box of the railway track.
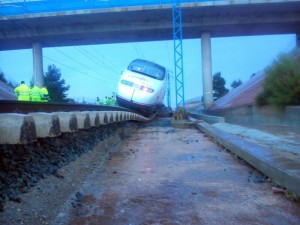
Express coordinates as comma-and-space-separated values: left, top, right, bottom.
0, 100, 136, 114
0, 102, 155, 145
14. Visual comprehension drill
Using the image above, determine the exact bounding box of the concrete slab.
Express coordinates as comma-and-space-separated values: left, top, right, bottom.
0, 113, 36, 144
98, 111, 110, 125
212, 122, 300, 154
55, 112, 78, 133
190, 118, 300, 197
72, 111, 91, 129
115, 111, 128, 122
118, 111, 123, 121
83, 111, 100, 127
189, 112, 225, 124
110, 111, 118, 123
29, 112, 61, 138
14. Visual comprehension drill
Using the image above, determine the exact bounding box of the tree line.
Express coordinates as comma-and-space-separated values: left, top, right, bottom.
212, 52, 300, 106
212, 72, 243, 100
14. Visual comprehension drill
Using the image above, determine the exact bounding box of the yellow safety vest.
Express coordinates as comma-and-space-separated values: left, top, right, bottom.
14, 84, 31, 101
41, 87, 49, 102
30, 85, 42, 102
104, 98, 109, 105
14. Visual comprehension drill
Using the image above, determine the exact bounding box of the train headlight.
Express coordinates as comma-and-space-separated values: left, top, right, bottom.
140, 85, 154, 93
121, 79, 134, 86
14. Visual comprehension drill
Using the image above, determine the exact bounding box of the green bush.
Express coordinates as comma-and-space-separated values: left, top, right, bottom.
256, 53, 300, 106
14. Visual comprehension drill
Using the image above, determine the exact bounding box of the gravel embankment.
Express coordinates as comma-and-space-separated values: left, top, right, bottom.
0, 121, 138, 225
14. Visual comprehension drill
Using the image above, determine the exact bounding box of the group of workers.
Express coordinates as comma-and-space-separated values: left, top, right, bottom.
96, 96, 116, 106
14, 81, 49, 102
14, 80, 118, 105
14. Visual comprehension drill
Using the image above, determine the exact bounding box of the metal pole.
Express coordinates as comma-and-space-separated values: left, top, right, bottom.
172, 0, 185, 112
167, 72, 171, 108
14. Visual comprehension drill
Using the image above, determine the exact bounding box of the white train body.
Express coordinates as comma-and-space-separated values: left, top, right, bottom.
116, 59, 167, 115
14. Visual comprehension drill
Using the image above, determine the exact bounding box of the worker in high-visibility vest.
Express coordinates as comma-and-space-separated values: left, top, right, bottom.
110, 95, 116, 106
14, 81, 31, 101
30, 85, 43, 102
96, 97, 100, 105
41, 86, 50, 102
104, 96, 109, 105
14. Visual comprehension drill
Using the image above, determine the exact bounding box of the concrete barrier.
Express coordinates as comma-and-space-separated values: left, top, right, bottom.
55, 112, 78, 133
29, 112, 61, 138
0, 113, 36, 144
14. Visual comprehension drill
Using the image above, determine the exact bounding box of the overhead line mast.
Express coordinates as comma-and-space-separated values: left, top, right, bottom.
172, 0, 185, 112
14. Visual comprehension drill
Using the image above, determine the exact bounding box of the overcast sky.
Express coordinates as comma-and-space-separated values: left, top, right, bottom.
0, 34, 296, 106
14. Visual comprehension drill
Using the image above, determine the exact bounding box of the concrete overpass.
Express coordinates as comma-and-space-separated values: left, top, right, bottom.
1, 0, 300, 108
1, 0, 300, 49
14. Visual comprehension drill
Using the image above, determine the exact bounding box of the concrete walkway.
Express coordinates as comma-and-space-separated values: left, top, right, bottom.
212, 123, 300, 155
190, 118, 300, 198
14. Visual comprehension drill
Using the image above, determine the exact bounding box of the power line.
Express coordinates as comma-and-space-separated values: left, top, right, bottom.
89, 46, 121, 73
74, 46, 120, 75
43, 55, 116, 84
53, 47, 117, 83
135, 42, 145, 59
165, 40, 172, 71
132, 43, 142, 59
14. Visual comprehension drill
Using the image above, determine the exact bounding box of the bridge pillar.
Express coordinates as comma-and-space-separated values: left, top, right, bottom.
32, 42, 44, 87
201, 32, 213, 110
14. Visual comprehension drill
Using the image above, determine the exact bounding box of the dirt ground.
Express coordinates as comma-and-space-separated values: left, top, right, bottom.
1, 118, 300, 225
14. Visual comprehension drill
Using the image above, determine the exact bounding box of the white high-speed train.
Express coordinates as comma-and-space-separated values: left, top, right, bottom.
116, 59, 168, 116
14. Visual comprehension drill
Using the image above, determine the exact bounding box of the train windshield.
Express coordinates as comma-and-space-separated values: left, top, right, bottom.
128, 59, 166, 80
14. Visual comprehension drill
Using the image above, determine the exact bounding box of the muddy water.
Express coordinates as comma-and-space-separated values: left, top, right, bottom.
63, 118, 300, 225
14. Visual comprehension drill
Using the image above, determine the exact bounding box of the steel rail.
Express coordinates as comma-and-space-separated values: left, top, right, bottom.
0, 100, 136, 114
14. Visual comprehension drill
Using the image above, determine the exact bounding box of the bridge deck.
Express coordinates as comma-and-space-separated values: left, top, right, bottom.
1, 0, 300, 50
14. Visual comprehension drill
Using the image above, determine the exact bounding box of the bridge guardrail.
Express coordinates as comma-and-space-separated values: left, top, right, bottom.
0, 0, 221, 16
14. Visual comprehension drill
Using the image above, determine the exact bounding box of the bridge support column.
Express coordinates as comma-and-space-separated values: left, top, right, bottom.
201, 32, 213, 110
32, 42, 44, 87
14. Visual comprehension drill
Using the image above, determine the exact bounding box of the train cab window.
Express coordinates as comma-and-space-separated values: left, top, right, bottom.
128, 59, 166, 80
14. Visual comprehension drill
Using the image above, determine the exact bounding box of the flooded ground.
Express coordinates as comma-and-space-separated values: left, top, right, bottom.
57, 118, 300, 225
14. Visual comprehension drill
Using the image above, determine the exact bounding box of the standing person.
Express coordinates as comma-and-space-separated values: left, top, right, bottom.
30, 84, 43, 102
14, 81, 31, 101
104, 96, 109, 105
96, 97, 100, 105
111, 95, 116, 106
41, 85, 50, 102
